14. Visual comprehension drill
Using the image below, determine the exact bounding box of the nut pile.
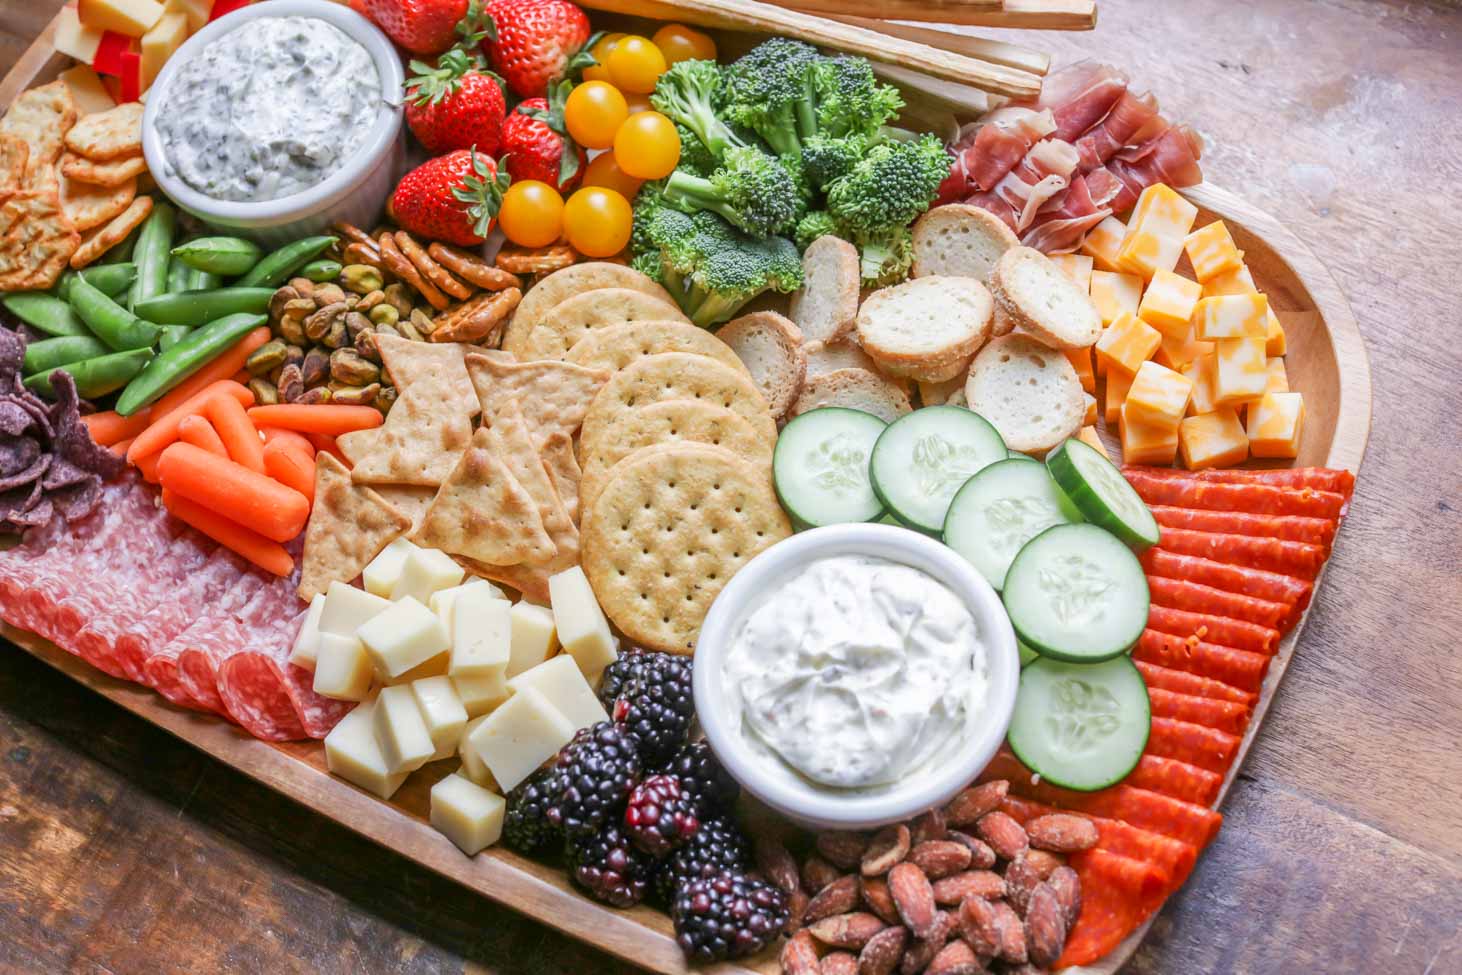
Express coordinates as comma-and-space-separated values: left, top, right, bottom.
777, 781, 1095, 975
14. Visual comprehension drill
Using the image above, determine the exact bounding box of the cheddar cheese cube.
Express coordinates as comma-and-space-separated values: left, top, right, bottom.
313, 632, 373, 702
288, 593, 326, 671
363, 537, 417, 598
1213, 336, 1269, 405
1265, 307, 1287, 356
1077, 425, 1111, 460
1179, 408, 1249, 470
453, 674, 510, 719
411, 675, 469, 761
164, 0, 212, 31
1116, 230, 1185, 281
391, 546, 466, 605
1051, 253, 1094, 292
450, 590, 511, 679
1119, 403, 1180, 466
1202, 263, 1258, 297
1139, 269, 1203, 338
1064, 346, 1096, 394
140, 9, 187, 90
1089, 271, 1144, 326
1126, 361, 1193, 428
1182, 354, 1219, 416
1236, 357, 1290, 419
430, 774, 504, 855
548, 565, 618, 678
78, 0, 165, 37
1247, 392, 1305, 458
54, 7, 105, 65
1154, 326, 1214, 372
1104, 366, 1134, 425
1184, 220, 1244, 282
507, 601, 558, 678
373, 684, 435, 774
1095, 312, 1161, 375
1193, 294, 1269, 341
1080, 216, 1127, 272
1083, 392, 1097, 426
357, 596, 451, 680
319, 581, 390, 636
386, 651, 450, 686
457, 715, 497, 788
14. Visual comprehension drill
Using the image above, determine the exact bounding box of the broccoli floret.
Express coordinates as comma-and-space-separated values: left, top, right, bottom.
682, 228, 803, 328
662, 146, 802, 237
794, 210, 840, 251
650, 59, 750, 165
631, 250, 665, 282
799, 133, 869, 193
720, 38, 821, 157
674, 122, 719, 177
810, 55, 903, 140
854, 225, 914, 289
826, 133, 952, 235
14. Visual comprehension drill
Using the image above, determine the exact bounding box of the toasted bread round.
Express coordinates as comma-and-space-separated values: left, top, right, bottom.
715, 311, 807, 420
965, 333, 1084, 455
788, 235, 859, 346
790, 367, 912, 424
991, 246, 1102, 350
855, 275, 993, 383
804, 337, 878, 379
911, 204, 1019, 282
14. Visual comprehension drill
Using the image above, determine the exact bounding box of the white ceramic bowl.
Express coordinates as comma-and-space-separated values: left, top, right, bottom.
141, 0, 405, 247
693, 523, 1020, 831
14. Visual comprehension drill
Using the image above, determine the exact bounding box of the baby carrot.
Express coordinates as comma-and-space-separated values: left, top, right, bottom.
306, 432, 349, 467
204, 391, 266, 473
263, 440, 316, 506
161, 488, 294, 578
244, 404, 383, 436
150, 327, 270, 419
177, 414, 228, 458
156, 441, 310, 543
127, 380, 253, 465
135, 450, 161, 483
258, 427, 315, 458
109, 436, 135, 457
82, 408, 152, 447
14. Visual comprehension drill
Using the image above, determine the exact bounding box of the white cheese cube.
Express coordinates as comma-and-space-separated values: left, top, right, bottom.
548, 566, 618, 678
454, 673, 511, 718
372, 684, 435, 774
384, 651, 451, 686
430, 773, 505, 855
313, 633, 374, 702
391, 547, 466, 605
457, 716, 500, 788
508, 655, 609, 730
464, 686, 576, 792
288, 594, 327, 671
363, 537, 419, 598
430, 578, 506, 639
324, 698, 408, 800
320, 581, 391, 637
412, 675, 469, 761
357, 596, 451, 680
507, 602, 559, 678
451, 591, 512, 679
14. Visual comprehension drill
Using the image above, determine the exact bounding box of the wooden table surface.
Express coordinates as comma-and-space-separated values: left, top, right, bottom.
2, 0, 1460, 972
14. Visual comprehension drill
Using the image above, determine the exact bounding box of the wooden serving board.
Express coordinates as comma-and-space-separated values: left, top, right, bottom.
1, 10, 1371, 975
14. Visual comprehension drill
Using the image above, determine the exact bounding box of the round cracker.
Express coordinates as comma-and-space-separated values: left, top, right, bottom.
581, 442, 791, 654
579, 352, 776, 456
518, 288, 690, 361
579, 399, 772, 509
502, 262, 678, 358
565, 320, 749, 376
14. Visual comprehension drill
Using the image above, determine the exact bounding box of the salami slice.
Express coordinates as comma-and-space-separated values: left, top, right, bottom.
1133, 659, 1257, 707
217, 652, 308, 741
1133, 629, 1271, 694
1140, 549, 1312, 624
143, 616, 234, 713
1124, 464, 1354, 498
1057, 849, 1171, 968
999, 796, 1199, 891
1123, 469, 1348, 519
1149, 504, 1337, 551
177, 573, 271, 710
277, 658, 354, 738
115, 548, 249, 683
1124, 753, 1224, 807
1157, 527, 1326, 580
1146, 576, 1290, 634
1147, 604, 1281, 655
1145, 714, 1243, 774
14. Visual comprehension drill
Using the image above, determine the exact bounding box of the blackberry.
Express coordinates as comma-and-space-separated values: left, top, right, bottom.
566, 823, 654, 908
501, 766, 565, 854
624, 774, 700, 857
598, 650, 695, 765
672, 872, 789, 962
550, 721, 642, 837
658, 740, 740, 817
654, 814, 753, 902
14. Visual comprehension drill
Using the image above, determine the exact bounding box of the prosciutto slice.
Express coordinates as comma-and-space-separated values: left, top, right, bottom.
1021, 174, 1112, 253
1088, 126, 1206, 214
1036, 61, 1130, 143
964, 138, 1080, 233
937, 108, 1057, 205
1075, 90, 1161, 171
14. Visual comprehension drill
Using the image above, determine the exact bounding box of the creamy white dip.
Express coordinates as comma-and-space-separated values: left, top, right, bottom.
155, 17, 382, 202
721, 555, 989, 794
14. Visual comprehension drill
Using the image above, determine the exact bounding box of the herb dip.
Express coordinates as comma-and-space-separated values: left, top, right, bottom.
721, 555, 989, 794
155, 16, 382, 202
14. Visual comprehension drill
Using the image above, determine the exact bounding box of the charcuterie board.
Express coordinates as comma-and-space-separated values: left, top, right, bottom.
0, 5, 1371, 974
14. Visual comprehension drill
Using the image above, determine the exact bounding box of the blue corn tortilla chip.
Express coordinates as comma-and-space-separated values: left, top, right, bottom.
48, 372, 124, 482
0, 436, 39, 477
0, 328, 22, 389
0, 453, 48, 493
41, 455, 90, 490
9, 496, 53, 529
52, 475, 102, 523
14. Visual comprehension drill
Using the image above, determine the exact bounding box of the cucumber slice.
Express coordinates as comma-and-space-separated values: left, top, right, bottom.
1046, 438, 1160, 549
1008, 655, 1151, 791
869, 406, 1007, 533
773, 407, 887, 527
943, 458, 1083, 590
1002, 523, 1149, 662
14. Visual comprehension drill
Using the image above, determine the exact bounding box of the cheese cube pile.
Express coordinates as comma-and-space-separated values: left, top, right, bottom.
58, 0, 244, 103
309, 540, 620, 857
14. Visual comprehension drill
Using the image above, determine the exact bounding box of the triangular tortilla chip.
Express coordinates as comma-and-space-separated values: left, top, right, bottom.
465, 353, 609, 446
487, 403, 576, 547
540, 432, 582, 527
376, 334, 479, 418
298, 453, 412, 602
372, 484, 437, 534
341, 392, 473, 487
413, 427, 555, 566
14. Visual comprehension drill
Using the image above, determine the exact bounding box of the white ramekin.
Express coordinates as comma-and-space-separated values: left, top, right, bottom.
693, 523, 1020, 831
141, 0, 405, 247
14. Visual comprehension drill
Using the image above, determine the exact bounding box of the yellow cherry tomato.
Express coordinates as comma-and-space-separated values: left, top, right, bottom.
580, 32, 624, 83
563, 186, 633, 258
652, 24, 717, 65
497, 180, 565, 249
623, 91, 653, 116
582, 151, 644, 200
564, 81, 629, 150
613, 111, 681, 180
606, 35, 667, 95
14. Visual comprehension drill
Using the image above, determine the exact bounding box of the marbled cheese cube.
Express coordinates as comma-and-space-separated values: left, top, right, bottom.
1247, 392, 1305, 458
1138, 270, 1203, 338
373, 684, 435, 774
1050, 253, 1094, 291
1184, 220, 1244, 282
508, 655, 609, 731
1116, 229, 1185, 281
1104, 365, 1135, 425
1077, 425, 1111, 460
464, 686, 577, 792
1126, 361, 1194, 428
1118, 185, 1198, 279
324, 698, 408, 800
1095, 312, 1162, 375
1236, 357, 1291, 419
1193, 294, 1269, 341
1182, 354, 1220, 416
1064, 346, 1096, 394
313, 632, 374, 702
1213, 336, 1269, 405
1202, 263, 1258, 297
430, 773, 504, 855
1179, 408, 1249, 470
412, 675, 469, 761
1080, 216, 1128, 271
1089, 271, 1144, 326
1265, 307, 1287, 356
1119, 403, 1180, 466
1154, 325, 1214, 372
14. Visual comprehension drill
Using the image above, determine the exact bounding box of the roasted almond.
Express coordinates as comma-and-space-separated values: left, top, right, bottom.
821, 951, 859, 975
787, 889, 811, 933
857, 925, 908, 975
1025, 883, 1068, 967
756, 836, 802, 894
958, 894, 1001, 958
926, 939, 983, 975
1004, 853, 1044, 916
781, 930, 821, 975
899, 911, 953, 975
991, 900, 1029, 964
944, 780, 1008, 826
805, 875, 861, 924
946, 830, 997, 869
861, 824, 912, 876
888, 862, 939, 940
1026, 813, 1099, 853
819, 831, 871, 870
910, 807, 948, 845
975, 811, 1029, 861
932, 869, 1006, 905
1024, 848, 1066, 879
1047, 865, 1082, 929
808, 912, 888, 951
907, 840, 973, 879
859, 875, 901, 925
804, 855, 844, 894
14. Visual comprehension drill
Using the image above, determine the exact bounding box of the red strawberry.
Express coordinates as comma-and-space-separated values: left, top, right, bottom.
499, 81, 586, 191
388, 149, 510, 247
482, 0, 590, 99
352, 0, 487, 56
405, 49, 507, 155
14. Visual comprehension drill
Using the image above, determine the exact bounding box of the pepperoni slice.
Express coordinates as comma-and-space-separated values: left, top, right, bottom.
1140, 549, 1312, 623
1123, 752, 1223, 806
1148, 688, 1251, 737
1000, 795, 1199, 892
1123, 468, 1348, 519
1145, 715, 1243, 774
1057, 849, 1172, 968
1146, 576, 1291, 633
1149, 504, 1337, 550
1125, 464, 1354, 498
1133, 629, 1271, 694
1147, 604, 1281, 655
1157, 527, 1327, 580
1133, 659, 1257, 707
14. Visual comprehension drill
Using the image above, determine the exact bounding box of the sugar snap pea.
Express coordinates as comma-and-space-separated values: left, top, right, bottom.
171, 236, 263, 277
103, 223, 143, 265
159, 325, 192, 351
186, 269, 223, 291
68, 276, 163, 351
300, 259, 343, 282
1, 293, 88, 337
166, 257, 192, 294
116, 313, 266, 415
128, 201, 176, 310
56, 263, 137, 301
236, 235, 336, 289
131, 287, 274, 325
24, 348, 153, 400
22, 335, 110, 376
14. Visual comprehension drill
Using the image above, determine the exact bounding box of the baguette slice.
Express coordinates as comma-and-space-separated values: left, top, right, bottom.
965, 333, 1085, 455
912, 204, 1020, 282
788, 235, 859, 345
855, 275, 993, 383
805, 337, 879, 379
790, 368, 912, 424
991, 246, 1102, 350
716, 311, 807, 420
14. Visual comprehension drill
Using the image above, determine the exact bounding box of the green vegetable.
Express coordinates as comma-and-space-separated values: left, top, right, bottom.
159, 325, 192, 351
22, 335, 110, 376
166, 256, 192, 294
2, 293, 89, 337
116, 313, 267, 415
129, 201, 176, 310
300, 259, 343, 282
718, 38, 822, 157
236, 235, 337, 288
102, 223, 142, 264
650, 59, 751, 165
68, 276, 163, 351
24, 348, 152, 399
854, 224, 915, 289
171, 236, 264, 277
793, 210, 839, 251
131, 287, 274, 325
185, 268, 223, 291
825, 134, 950, 235
57, 262, 137, 301
661, 146, 804, 237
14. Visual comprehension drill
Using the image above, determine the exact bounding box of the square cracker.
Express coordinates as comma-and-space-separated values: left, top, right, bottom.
376, 334, 479, 418
339, 392, 473, 487
413, 426, 555, 566
0, 136, 27, 201
0, 187, 80, 291
465, 352, 609, 446
298, 453, 412, 602
62, 101, 143, 162
0, 81, 78, 182
60, 169, 135, 232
